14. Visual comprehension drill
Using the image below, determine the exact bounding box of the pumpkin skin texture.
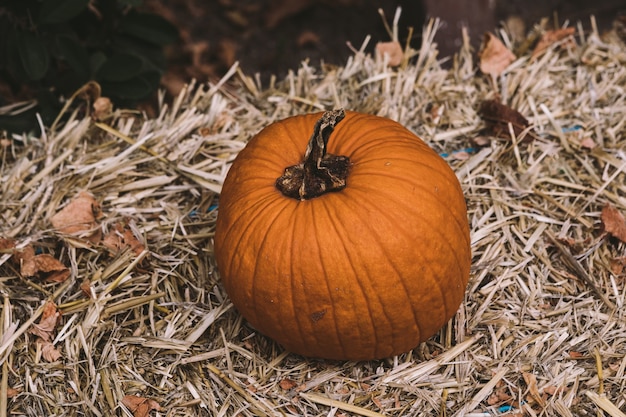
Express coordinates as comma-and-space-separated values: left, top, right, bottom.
214, 110, 471, 361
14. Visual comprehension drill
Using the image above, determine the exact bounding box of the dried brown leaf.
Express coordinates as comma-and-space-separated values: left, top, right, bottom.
92, 97, 113, 121
522, 372, 546, 407
479, 99, 534, 142
601, 204, 626, 242
15, 245, 38, 277
33, 254, 71, 283
122, 395, 161, 417
279, 378, 298, 390
0, 237, 16, 251
80, 278, 94, 298
30, 301, 61, 342
14, 245, 70, 282
532, 27, 576, 58
542, 385, 567, 396
51, 191, 102, 244
376, 41, 404, 66
487, 385, 513, 405
580, 137, 596, 149
609, 257, 626, 276
479, 32, 516, 76
102, 221, 145, 256
40, 340, 62, 362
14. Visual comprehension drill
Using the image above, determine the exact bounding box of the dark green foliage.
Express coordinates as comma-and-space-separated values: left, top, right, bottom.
0, 0, 179, 133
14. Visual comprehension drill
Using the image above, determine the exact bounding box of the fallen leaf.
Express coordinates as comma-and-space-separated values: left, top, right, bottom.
543, 385, 567, 396
479, 32, 516, 76
92, 96, 113, 121
279, 378, 298, 390
487, 386, 513, 405
451, 151, 470, 161
472, 136, 491, 147
122, 395, 161, 417
0, 237, 16, 251
427, 103, 445, 125
14, 245, 70, 283
7, 387, 19, 398
80, 278, 94, 298
569, 351, 584, 359
40, 340, 62, 362
51, 191, 102, 244
522, 372, 546, 407
580, 137, 596, 149
14, 245, 37, 276
601, 204, 626, 242
376, 41, 404, 66
479, 99, 535, 142
33, 254, 71, 283
532, 27, 576, 58
609, 257, 626, 276
30, 301, 61, 342
102, 221, 146, 256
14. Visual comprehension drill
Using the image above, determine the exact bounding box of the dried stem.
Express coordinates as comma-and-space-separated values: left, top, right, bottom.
275, 109, 351, 200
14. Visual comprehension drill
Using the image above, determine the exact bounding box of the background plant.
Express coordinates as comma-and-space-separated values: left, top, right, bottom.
0, 0, 178, 133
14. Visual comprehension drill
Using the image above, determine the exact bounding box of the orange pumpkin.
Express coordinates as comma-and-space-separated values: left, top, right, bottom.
214, 109, 471, 360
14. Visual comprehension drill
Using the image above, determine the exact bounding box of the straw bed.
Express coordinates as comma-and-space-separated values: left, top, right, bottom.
1, 15, 626, 416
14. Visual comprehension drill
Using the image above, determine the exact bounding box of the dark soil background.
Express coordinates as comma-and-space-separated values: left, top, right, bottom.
145, 0, 625, 96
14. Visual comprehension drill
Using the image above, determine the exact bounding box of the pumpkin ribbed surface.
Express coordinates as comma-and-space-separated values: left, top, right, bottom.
214, 110, 471, 360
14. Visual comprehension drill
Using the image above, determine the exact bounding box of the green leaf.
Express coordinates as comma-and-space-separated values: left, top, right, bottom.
56, 35, 90, 78
90, 52, 107, 75
96, 53, 144, 82
39, 0, 90, 24
112, 34, 166, 71
16, 31, 49, 81
101, 76, 154, 100
119, 12, 179, 46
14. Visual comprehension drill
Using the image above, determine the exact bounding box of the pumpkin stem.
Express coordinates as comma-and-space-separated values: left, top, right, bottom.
276, 109, 351, 200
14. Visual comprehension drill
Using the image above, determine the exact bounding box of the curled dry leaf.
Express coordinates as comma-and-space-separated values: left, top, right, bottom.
601, 204, 626, 242
14, 245, 70, 283
542, 385, 567, 396
92, 97, 113, 121
609, 257, 626, 276
522, 371, 546, 407
40, 340, 62, 362
569, 351, 584, 359
580, 137, 596, 149
32, 254, 70, 283
122, 395, 161, 417
80, 278, 94, 298
51, 191, 102, 244
479, 99, 535, 142
479, 32, 516, 76
487, 387, 513, 405
532, 27, 576, 58
30, 301, 61, 342
7, 387, 20, 398
0, 237, 15, 251
376, 41, 404, 66
279, 378, 298, 390
102, 221, 146, 256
